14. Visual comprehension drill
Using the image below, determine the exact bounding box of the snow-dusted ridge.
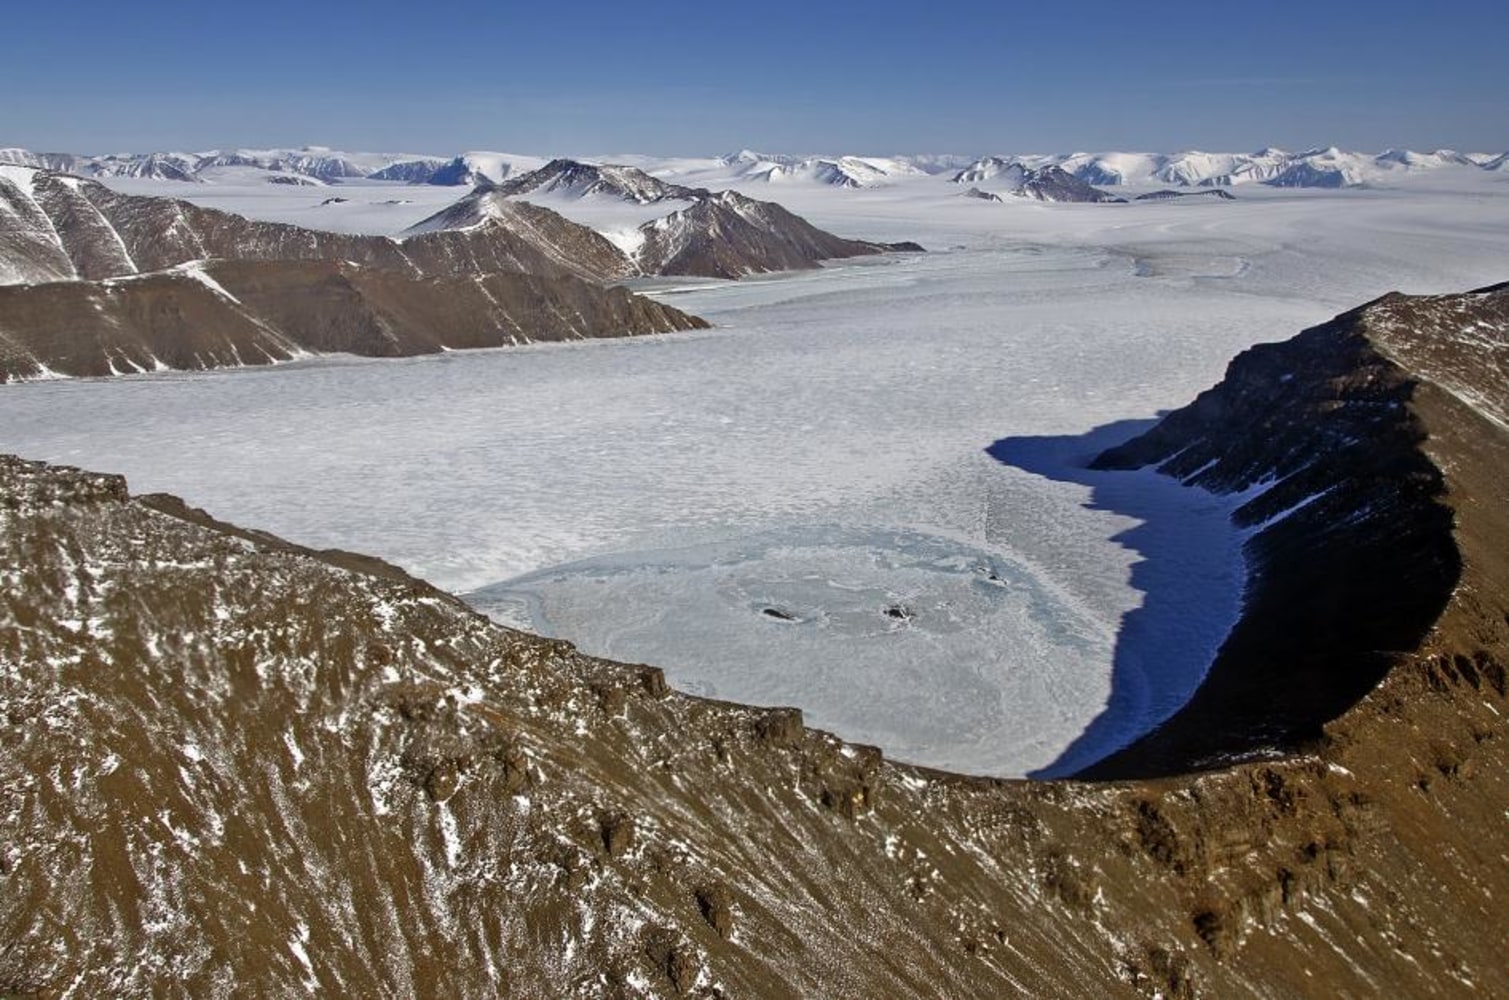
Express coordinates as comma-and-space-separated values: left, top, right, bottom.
403, 159, 911, 280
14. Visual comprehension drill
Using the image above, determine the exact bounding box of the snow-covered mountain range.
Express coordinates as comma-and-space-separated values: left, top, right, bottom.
949, 158, 1125, 202
6, 143, 1503, 191
953, 147, 1503, 190
0, 146, 543, 187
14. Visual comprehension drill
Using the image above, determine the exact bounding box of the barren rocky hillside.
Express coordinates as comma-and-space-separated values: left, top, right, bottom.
1, 286, 1506, 997
1085, 282, 1509, 778
0, 259, 706, 381
633, 191, 920, 279
0, 168, 709, 380
0, 168, 632, 286
411, 166, 923, 281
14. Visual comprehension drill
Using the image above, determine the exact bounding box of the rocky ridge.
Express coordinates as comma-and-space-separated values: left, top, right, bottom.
0, 259, 705, 381
1, 286, 1507, 997
0, 167, 631, 287
0, 166, 708, 379
413, 162, 921, 280
1085, 283, 1509, 777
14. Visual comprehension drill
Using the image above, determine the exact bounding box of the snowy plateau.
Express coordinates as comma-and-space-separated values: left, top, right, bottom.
3, 156, 1509, 778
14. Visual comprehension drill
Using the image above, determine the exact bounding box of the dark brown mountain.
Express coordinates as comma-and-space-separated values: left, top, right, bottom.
414, 164, 923, 280
0, 167, 631, 286
634, 190, 920, 279
0, 259, 705, 381
1083, 282, 1509, 778
1, 286, 1506, 998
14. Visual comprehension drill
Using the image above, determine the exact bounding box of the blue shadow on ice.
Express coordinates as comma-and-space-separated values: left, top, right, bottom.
987, 417, 1241, 779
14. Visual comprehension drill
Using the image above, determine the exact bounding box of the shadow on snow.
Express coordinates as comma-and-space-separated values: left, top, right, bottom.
986, 417, 1243, 779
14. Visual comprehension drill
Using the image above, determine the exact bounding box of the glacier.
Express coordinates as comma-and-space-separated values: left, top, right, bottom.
3, 174, 1508, 776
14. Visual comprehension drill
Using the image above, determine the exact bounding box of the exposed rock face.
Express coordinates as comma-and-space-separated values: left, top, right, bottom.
1133, 189, 1236, 202
756, 155, 926, 188
0, 168, 632, 286
412, 169, 919, 281
401, 194, 634, 281
634, 190, 902, 279
0, 149, 89, 173
1084, 283, 1509, 778
2, 286, 1507, 997
1264, 162, 1354, 188
86, 152, 202, 183
366, 158, 449, 184
0, 259, 706, 381
492, 158, 700, 204
0, 168, 709, 379
424, 155, 499, 187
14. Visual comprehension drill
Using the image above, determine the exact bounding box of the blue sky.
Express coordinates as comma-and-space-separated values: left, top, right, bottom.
6, 1, 1506, 155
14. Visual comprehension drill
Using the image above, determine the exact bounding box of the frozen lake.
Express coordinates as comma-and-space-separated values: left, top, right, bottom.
4, 177, 1508, 776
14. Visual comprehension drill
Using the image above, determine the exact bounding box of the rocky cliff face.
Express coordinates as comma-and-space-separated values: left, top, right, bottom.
2, 287, 1507, 998
1084, 283, 1509, 779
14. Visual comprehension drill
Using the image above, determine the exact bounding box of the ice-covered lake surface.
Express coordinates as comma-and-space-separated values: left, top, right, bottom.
5, 175, 1509, 776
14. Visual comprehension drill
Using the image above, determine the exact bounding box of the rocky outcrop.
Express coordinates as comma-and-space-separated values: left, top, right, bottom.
1133, 189, 1236, 202
1083, 283, 1509, 778
0, 259, 706, 381
1, 286, 1507, 997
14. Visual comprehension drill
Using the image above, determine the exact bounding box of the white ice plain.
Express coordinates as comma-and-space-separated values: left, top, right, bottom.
4, 171, 1509, 777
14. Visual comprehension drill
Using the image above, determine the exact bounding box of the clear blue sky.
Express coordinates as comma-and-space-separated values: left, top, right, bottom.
6, 0, 1506, 156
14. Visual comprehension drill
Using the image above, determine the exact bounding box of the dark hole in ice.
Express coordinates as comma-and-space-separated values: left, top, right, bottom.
883, 605, 911, 621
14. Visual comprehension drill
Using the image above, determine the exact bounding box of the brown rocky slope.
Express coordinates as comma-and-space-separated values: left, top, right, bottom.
1, 286, 1507, 997
0, 259, 706, 381
1083, 282, 1509, 778
0, 168, 633, 286
0, 169, 708, 381
410, 166, 924, 281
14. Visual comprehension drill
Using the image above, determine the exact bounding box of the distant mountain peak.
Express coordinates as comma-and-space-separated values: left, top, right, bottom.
952, 158, 1123, 203
493, 159, 701, 204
